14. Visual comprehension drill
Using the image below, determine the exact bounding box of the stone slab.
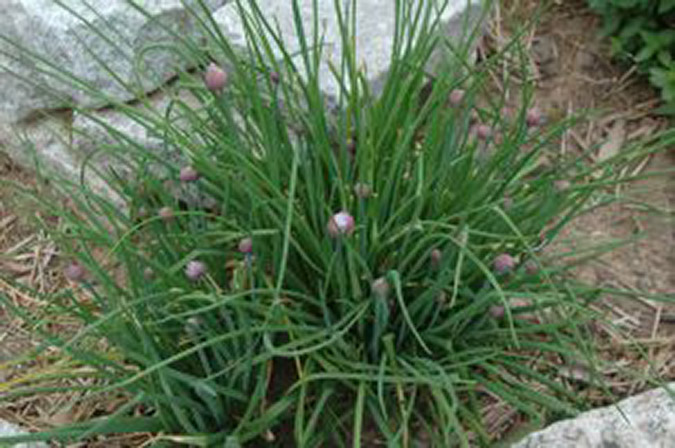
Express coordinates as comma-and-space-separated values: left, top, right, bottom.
0, 0, 487, 199
213, 0, 485, 99
512, 384, 675, 448
0, 0, 227, 125
0, 419, 46, 448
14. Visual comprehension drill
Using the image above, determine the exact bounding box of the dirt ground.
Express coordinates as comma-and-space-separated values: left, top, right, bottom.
0, 0, 673, 444
478, 0, 675, 439
497, 0, 675, 345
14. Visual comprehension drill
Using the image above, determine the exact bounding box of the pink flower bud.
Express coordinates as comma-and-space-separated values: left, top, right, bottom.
204, 63, 227, 92
327, 211, 355, 237
270, 71, 280, 84
489, 305, 505, 318
179, 166, 200, 182
185, 316, 203, 337
524, 260, 538, 275
449, 89, 466, 107
526, 108, 543, 127
554, 180, 571, 192
238, 237, 253, 254
64, 262, 86, 282
158, 207, 174, 221
136, 206, 148, 219
430, 249, 442, 270
493, 253, 516, 274
371, 277, 390, 300
185, 260, 207, 281
503, 195, 514, 211
353, 183, 372, 199
475, 124, 492, 140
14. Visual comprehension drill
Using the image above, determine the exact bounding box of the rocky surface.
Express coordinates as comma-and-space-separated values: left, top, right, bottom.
0, 0, 227, 125
0, 419, 46, 448
0, 0, 486, 198
512, 384, 675, 448
213, 0, 485, 98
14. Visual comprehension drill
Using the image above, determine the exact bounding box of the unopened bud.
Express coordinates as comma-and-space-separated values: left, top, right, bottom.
371, 277, 391, 301
449, 89, 466, 107
430, 249, 442, 270
493, 253, 516, 274
238, 237, 253, 254
185, 260, 207, 281
327, 211, 355, 238
179, 166, 200, 183
204, 63, 228, 92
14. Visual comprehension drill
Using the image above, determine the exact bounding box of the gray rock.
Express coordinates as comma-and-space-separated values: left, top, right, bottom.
213, 0, 485, 99
71, 88, 217, 207
0, 0, 487, 200
0, 0, 226, 125
0, 418, 46, 448
512, 384, 675, 448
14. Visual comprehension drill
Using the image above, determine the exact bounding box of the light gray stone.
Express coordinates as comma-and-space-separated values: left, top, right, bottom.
512, 384, 675, 448
0, 0, 487, 200
0, 418, 46, 448
213, 0, 484, 99
71, 89, 215, 206
0, 0, 226, 125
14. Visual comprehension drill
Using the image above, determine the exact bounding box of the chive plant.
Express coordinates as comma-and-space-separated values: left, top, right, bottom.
0, 0, 673, 446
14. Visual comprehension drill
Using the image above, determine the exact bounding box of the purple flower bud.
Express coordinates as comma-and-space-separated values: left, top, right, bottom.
524, 260, 539, 275
489, 305, 505, 319
353, 183, 372, 199
554, 180, 571, 192
503, 195, 514, 211
476, 124, 492, 140
185, 316, 203, 337
449, 89, 466, 107
179, 166, 200, 183
493, 253, 516, 274
64, 262, 86, 282
510, 298, 538, 323
371, 277, 390, 300
204, 63, 227, 92
185, 260, 207, 281
136, 206, 148, 219
238, 237, 253, 254
526, 108, 543, 127
158, 207, 174, 221
270, 71, 280, 84
430, 249, 442, 270
327, 211, 355, 238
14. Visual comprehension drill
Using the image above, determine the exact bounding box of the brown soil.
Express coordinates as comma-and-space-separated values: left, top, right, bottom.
516, 0, 675, 341
481, 0, 675, 441
490, 0, 674, 331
